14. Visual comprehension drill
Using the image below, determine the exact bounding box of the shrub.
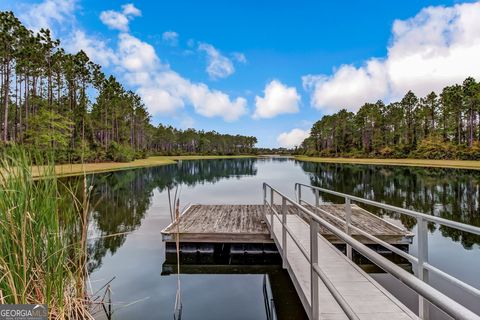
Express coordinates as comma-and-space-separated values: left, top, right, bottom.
411, 138, 458, 159
107, 142, 135, 162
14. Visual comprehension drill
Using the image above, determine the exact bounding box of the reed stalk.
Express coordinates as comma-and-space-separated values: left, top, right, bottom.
0, 148, 93, 319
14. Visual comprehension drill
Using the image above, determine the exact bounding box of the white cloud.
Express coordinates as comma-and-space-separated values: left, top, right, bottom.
162, 31, 179, 46
118, 33, 158, 72
232, 52, 247, 64
19, 0, 76, 33
277, 128, 310, 148
302, 59, 388, 114
100, 3, 141, 32
198, 42, 235, 79
303, 2, 480, 114
121, 4, 141, 17
64, 30, 118, 67
116, 35, 247, 121
253, 80, 300, 119
100, 10, 130, 32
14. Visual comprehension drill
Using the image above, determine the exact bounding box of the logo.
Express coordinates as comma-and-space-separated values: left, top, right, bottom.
0, 304, 48, 320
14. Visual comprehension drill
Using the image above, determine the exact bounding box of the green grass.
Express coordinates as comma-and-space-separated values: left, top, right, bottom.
32, 155, 257, 178
0, 149, 93, 319
295, 156, 480, 170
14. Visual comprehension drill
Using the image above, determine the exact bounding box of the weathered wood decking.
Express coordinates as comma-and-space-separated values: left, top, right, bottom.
161, 204, 417, 320
161, 204, 413, 245
301, 203, 413, 244
161, 204, 272, 243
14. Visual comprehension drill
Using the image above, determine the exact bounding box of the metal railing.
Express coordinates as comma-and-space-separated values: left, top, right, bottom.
295, 182, 480, 319
263, 182, 480, 320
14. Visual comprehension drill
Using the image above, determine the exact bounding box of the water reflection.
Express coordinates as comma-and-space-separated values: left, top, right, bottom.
298, 161, 480, 249
59, 158, 480, 319
79, 159, 258, 272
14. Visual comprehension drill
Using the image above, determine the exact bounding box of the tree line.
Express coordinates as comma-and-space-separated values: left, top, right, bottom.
0, 11, 256, 162
299, 77, 480, 159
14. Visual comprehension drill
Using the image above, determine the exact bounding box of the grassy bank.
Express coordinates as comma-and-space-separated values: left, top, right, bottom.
295, 156, 480, 170
32, 155, 257, 178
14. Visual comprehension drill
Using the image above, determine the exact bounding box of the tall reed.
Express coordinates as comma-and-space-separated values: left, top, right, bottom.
0, 148, 93, 319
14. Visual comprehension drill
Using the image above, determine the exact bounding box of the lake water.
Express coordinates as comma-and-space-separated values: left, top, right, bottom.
74, 157, 480, 319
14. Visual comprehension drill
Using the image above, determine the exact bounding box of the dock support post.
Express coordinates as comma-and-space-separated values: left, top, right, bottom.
418, 217, 430, 319
345, 197, 352, 260
282, 198, 287, 269
310, 220, 319, 320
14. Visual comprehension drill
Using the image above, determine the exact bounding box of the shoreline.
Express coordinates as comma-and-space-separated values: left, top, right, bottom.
30, 154, 480, 178
32, 155, 257, 178
294, 156, 480, 170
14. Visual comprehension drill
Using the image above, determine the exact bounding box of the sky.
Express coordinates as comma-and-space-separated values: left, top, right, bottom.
2, 0, 480, 147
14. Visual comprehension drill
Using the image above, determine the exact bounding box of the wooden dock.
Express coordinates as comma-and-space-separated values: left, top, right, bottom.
301, 203, 414, 244
161, 204, 412, 245
162, 204, 272, 243
161, 203, 418, 319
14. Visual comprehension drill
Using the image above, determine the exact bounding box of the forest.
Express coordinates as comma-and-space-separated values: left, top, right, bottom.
0, 11, 257, 163
300, 77, 480, 160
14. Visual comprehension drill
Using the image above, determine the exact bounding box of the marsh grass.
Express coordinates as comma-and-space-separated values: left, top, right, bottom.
0, 148, 93, 319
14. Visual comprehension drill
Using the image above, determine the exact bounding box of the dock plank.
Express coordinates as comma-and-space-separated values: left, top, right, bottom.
292, 203, 413, 244
162, 204, 272, 243
161, 204, 413, 245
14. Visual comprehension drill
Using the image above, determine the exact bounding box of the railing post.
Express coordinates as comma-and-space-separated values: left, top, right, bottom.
297, 185, 302, 203
345, 197, 352, 260
263, 184, 266, 205
315, 189, 319, 208
310, 219, 319, 320
282, 197, 287, 269
270, 188, 274, 234
417, 217, 430, 319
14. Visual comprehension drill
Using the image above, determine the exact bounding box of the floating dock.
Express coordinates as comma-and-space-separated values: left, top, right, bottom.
161, 204, 413, 246
161, 203, 417, 319
162, 204, 271, 243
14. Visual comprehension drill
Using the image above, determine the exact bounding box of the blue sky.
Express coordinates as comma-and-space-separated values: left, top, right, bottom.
2, 0, 480, 147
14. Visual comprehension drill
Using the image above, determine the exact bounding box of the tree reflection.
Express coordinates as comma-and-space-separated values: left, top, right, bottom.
63, 158, 258, 272
298, 161, 480, 249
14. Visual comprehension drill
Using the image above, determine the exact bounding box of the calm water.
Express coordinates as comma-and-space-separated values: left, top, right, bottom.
71, 158, 480, 319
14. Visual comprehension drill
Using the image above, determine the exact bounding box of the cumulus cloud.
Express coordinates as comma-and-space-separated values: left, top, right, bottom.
118, 33, 158, 72
64, 30, 118, 67
303, 2, 480, 114
116, 35, 247, 121
121, 3, 141, 17
19, 0, 76, 33
277, 128, 310, 148
253, 80, 300, 119
162, 31, 179, 46
100, 3, 141, 32
198, 42, 235, 79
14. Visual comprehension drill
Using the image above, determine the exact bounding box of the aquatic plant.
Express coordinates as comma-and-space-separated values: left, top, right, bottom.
0, 148, 93, 319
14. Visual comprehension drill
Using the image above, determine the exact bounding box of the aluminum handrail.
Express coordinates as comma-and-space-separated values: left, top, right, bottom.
295, 182, 480, 302
263, 182, 480, 320
264, 187, 359, 320
295, 183, 480, 235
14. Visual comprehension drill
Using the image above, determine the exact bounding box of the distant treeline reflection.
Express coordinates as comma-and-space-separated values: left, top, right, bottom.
63, 158, 258, 272
298, 161, 480, 249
